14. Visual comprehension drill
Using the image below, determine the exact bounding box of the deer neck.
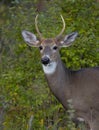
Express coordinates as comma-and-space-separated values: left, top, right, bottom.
43, 57, 72, 108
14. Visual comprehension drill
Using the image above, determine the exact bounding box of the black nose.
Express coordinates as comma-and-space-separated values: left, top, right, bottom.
41, 56, 50, 65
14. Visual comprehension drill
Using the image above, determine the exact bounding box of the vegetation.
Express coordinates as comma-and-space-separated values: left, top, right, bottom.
0, 0, 99, 129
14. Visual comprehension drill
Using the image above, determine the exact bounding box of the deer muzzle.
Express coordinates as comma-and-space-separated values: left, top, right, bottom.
41, 56, 50, 66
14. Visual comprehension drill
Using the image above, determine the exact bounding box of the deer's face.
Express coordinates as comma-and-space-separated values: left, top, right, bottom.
22, 30, 78, 74
22, 15, 78, 74
39, 38, 60, 74
39, 39, 59, 65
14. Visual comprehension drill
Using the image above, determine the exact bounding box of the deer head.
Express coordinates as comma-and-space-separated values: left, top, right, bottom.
22, 15, 78, 74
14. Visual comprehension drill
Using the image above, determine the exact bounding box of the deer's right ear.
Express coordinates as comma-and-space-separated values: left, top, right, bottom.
22, 30, 40, 47
59, 32, 78, 47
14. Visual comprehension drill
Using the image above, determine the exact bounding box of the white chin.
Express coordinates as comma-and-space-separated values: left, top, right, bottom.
42, 62, 57, 75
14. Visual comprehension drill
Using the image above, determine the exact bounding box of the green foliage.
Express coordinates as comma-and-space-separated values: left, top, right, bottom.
0, 0, 99, 129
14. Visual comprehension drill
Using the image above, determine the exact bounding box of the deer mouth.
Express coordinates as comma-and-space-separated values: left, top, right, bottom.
42, 61, 57, 74
46, 61, 53, 66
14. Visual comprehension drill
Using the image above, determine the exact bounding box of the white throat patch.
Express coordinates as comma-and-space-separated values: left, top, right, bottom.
42, 62, 57, 75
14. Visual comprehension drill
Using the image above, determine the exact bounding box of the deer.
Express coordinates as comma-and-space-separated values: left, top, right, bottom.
22, 15, 99, 130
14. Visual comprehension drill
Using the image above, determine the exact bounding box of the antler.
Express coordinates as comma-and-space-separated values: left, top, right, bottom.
56, 15, 66, 39
35, 14, 43, 39
35, 14, 65, 39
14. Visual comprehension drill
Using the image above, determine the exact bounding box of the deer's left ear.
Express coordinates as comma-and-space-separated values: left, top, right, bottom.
22, 30, 40, 47
60, 32, 78, 47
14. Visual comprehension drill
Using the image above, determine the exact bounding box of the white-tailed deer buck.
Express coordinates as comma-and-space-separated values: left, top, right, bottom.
22, 15, 99, 130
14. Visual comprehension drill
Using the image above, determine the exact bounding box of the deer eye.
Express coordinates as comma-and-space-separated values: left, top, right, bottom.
53, 46, 58, 50
39, 46, 43, 50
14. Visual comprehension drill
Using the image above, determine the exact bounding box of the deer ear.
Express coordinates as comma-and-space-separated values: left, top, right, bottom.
22, 30, 40, 47
60, 32, 78, 47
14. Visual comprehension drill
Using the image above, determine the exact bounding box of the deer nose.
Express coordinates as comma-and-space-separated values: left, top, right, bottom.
41, 56, 50, 65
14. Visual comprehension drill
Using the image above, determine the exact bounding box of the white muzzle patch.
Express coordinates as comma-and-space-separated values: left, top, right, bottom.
42, 62, 57, 75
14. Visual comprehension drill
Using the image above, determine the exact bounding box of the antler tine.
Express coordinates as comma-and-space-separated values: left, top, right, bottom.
35, 14, 43, 39
56, 15, 66, 39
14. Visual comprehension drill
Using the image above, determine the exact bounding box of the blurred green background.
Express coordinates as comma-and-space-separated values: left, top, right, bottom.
0, 0, 99, 130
